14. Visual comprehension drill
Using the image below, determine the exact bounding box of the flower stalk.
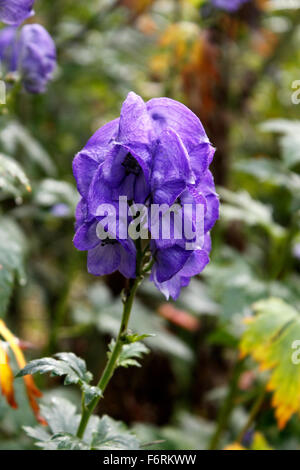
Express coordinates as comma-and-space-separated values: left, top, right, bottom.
76, 253, 143, 439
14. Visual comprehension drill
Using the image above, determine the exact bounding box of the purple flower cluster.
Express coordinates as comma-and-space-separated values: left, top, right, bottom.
0, 0, 34, 26
211, 0, 250, 12
0, 24, 56, 93
73, 93, 219, 300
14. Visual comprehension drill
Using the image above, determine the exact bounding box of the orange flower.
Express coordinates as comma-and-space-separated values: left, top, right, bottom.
0, 320, 46, 425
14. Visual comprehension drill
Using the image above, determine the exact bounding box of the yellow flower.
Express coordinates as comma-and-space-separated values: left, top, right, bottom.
0, 320, 46, 425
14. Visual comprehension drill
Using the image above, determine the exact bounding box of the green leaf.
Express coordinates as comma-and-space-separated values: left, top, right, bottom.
48, 434, 90, 450
34, 178, 79, 213
54, 352, 92, 383
0, 121, 56, 175
220, 188, 286, 240
261, 119, 300, 168
82, 383, 103, 406
24, 397, 140, 450
234, 158, 300, 197
0, 217, 27, 317
24, 397, 80, 448
91, 415, 140, 450
108, 339, 150, 369
240, 298, 300, 429
17, 352, 94, 396
40, 397, 79, 435
0, 153, 31, 200
23, 425, 51, 444
124, 333, 155, 344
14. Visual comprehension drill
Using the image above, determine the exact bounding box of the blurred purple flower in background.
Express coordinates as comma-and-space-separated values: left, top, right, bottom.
0, 25, 18, 70
51, 203, 71, 218
19, 24, 56, 93
211, 0, 250, 12
0, 23, 56, 93
0, 0, 34, 25
73, 92, 219, 300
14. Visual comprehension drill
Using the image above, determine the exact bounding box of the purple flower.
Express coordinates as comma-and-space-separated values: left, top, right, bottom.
0, 24, 56, 93
0, 0, 34, 26
0, 26, 18, 71
74, 215, 136, 278
211, 0, 250, 12
18, 24, 56, 93
51, 203, 71, 218
73, 92, 219, 297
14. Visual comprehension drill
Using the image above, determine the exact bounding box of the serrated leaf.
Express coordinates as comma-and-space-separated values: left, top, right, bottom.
108, 339, 150, 369
240, 298, 300, 429
23, 425, 51, 443
40, 397, 79, 435
17, 352, 93, 395
24, 398, 140, 451
125, 333, 155, 344
91, 415, 140, 450
82, 383, 103, 406
54, 352, 92, 383
48, 434, 90, 450
24, 397, 80, 448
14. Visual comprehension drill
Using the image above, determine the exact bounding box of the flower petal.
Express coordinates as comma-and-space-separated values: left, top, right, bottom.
73, 119, 119, 197
118, 92, 153, 151
179, 250, 209, 277
19, 24, 56, 94
147, 97, 211, 152
153, 244, 191, 283
73, 220, 99, 251
0, 320, 45, 424
119, 240, 137, 278
0, 343, 17, 409
0, 0, 34, 26
152, 129, 191, 205
87, 243, 121, 276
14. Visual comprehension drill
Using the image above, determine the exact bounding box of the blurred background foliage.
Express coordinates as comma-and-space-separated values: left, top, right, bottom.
0, 0, 300, 450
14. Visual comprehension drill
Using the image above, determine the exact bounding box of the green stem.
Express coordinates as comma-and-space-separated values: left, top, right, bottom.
76, 275, 142, 439
209, 358, 245, 450
236, 386, 266, 444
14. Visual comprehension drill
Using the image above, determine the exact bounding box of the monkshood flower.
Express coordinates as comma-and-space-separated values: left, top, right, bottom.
0, 24, 56, 93
73, 92, 219, 299
211, 0, 250, 12
0, 0, 34, 25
